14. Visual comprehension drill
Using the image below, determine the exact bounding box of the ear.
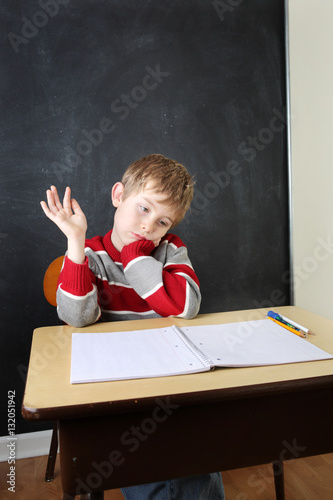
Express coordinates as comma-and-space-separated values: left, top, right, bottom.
111, 182, 124, 208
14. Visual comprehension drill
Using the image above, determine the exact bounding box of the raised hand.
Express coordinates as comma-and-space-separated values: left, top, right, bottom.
41, 186, 87, 264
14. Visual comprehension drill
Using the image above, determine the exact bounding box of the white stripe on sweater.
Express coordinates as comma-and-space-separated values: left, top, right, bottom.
123, 255, 150, 272
101, 308, 156, 316
141, 282, 163, 300
58, 284, 97, 300
175, 281, 190, 318
164, 261, 194, 270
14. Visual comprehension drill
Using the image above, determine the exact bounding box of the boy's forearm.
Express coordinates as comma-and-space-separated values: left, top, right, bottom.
56, 254, 101, 327
57, 287, 101, 327
121, 241, 201, 318
124, 258, 201, 318
67, 235, 86, 264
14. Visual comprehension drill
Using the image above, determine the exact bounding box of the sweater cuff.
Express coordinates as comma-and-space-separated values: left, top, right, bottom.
121, 239, 155, 267
58, 256, 93, 296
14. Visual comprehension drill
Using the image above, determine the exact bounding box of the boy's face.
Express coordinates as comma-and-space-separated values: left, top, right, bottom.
111, 182, 176, 252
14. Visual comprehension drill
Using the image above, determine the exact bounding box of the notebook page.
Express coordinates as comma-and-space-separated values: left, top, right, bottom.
70, 326, 210, 384
180, 319, 333, 367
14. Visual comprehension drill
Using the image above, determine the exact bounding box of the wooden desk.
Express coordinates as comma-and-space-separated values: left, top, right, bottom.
22, 307, 333, 499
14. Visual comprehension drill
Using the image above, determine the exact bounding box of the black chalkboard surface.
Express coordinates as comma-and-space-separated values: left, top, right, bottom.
0, 0, 289, 435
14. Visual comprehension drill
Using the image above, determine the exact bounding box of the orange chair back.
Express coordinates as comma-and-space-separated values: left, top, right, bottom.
43, 256, 64, 306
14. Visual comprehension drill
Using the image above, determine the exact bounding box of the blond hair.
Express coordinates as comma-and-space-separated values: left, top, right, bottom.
121, 154, 194, 226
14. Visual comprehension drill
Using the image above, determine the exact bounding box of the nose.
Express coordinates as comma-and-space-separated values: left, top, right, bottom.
141, 220, 152, 233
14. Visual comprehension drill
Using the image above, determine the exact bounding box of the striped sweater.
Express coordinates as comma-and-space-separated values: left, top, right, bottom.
56, 229, 201, 327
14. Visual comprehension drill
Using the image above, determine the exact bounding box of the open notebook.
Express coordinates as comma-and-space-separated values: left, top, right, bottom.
70, 319, 333, 384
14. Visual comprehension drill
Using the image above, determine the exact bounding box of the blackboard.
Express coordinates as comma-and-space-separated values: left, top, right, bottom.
0, 0, 289, 435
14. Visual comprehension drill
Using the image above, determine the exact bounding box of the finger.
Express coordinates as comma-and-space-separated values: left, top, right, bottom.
71, 198, 84, 215
40, 200, 49, 215
62, 186, 72, 210
45, 188, 58, 214
40, 200, 55, 221
50, 185, 65, 211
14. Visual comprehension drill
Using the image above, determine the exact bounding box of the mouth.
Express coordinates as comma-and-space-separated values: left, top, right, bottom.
131, 232, 147, 241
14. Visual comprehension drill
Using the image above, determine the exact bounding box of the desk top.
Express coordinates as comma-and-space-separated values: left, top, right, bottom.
22, 306, 333, 420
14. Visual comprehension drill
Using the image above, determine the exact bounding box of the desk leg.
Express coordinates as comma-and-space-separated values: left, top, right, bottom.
45, 421, 59, 482
272, 461, 285, 500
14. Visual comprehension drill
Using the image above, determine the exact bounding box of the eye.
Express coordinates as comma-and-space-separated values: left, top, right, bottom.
139, 205, 149, 213
159, 220, 168, 227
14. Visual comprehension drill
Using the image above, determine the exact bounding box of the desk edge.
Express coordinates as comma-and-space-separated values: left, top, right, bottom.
22, 373, 333, 422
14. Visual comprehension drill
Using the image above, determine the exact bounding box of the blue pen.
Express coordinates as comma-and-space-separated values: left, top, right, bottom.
267, 310, 312, 336
267, 310, 301, 332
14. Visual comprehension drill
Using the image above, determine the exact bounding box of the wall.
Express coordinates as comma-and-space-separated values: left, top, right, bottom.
288, 0, 333, 319
1, 0, 288, 437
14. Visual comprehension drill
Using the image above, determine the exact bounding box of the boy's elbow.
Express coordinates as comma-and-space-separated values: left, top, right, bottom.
180, 311, 198, 320
57, 310, 94, 328
182, 303, 201, 320
56, 295, 101, 327
57, 308, 97, 328
178, 288, 201, 319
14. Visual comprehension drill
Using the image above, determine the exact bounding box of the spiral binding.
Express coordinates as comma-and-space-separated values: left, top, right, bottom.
171, 325, 213, 368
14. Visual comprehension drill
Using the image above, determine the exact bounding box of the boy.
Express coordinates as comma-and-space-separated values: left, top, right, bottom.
41, 154, 225, 499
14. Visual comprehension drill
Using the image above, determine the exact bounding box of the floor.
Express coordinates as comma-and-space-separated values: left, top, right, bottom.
1, 453, 333, 499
